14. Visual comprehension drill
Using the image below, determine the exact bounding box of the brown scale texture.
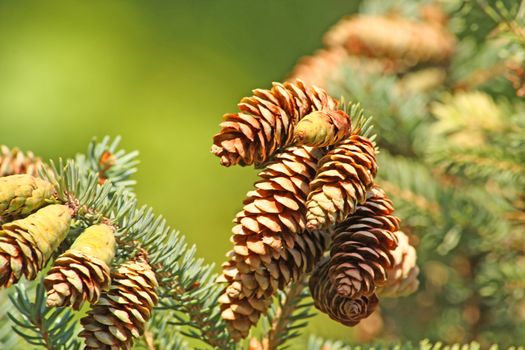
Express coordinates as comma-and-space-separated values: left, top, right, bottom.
219, 146, 330, 340
377, 231, 419, 298
323, 15, 455, 69
309, 258, 379, 327
293, 110, 352, 148
328, 186, 399, 299
79, 255, 158, 350
306, 135, 377, 231
211, 80, 339, 168
0, 145, 44, 177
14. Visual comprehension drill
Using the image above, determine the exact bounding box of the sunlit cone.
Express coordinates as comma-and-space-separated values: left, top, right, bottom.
323, 15, 455, 69
0, 204, 71, 288
0, 174, 55, 220
377, 231, 419, 298
79, 253, 158, 350
293, 110, 352, 148
44, 224, 116, 309
328, 186, 399, 299
309, 258, 379, 327
0, 146, 44, 177
219, 146, 329, 340
211, 80, 339, 167
306, 135, 377, 230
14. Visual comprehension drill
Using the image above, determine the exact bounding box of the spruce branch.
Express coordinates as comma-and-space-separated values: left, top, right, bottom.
8, 283, 81, 350
262, 275, 315, 350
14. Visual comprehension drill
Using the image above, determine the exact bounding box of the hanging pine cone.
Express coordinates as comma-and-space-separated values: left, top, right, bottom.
44, 224, 116, 309
219, 146, 329, 340
309, 258, 379, 327
211, 80, 339, 167
0, 146, 44, 177
323, 15, 455, 68
293, 110, 352, 148
79, 253, 158, 350
306, 135, 377, 230
0, 204, 71, 288
328, 186, 399, 299
0, 174, 55, 221
377, 231, 419, 298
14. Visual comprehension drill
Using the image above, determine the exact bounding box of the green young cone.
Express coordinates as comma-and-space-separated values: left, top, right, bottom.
44, 224, 116, 309
0, 174, 54, 220
0, 204, 71, 288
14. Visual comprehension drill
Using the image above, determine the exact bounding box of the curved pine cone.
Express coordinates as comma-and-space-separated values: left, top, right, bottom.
306, 135, 377, 230
0, 146, 44, 177
377, 231, 419, 298
309, 259, 379, 327
219, 146, 330, 340
211, 80, 339, 167
79, 254, 158, 350
328, 186, 399, 299
323, 15, 455, 68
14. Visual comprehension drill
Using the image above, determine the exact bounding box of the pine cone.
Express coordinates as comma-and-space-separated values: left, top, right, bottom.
0, 204, 71, 288
44, 224, 116, 309
506, 62, 525, 97
211, 80, 339, 167
79, 254, 158, 350
219, 146, 329, 340
309, 259, 379, 327
328, 186, 399, 299
306, 135, 377, 230
377, 231, 419, 298
323, 15, 455, 68
293, 110, 352, 148
0, 174, 55, 220
0, 146, 44, 177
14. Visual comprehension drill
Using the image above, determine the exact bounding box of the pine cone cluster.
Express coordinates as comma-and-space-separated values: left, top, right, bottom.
323, 15, 455, 69
211, 80, 412, 339
0, 155, 160, 350
288, 4, 455, 91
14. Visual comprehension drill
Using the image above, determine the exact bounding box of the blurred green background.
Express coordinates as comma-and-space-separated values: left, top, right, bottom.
0, 0, 365, 344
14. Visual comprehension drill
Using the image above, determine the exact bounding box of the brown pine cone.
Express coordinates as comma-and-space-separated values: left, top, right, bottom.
328, 186, 399, 299
44, 224, 116, 310
306, 135, 377, 230
293, 110, 352, 148
0, 146, 45, 178
211, 80, 339, 167
309, 258, 379, 327
323, 15, 455, 68
229, 146, 324, 288
219, 146, 330, 340
377, 231, 419, 298
79, 254, 158, 350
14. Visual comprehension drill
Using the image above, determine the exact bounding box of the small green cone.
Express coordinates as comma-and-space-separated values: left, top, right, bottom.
0, 174, 55, 220
44, 224, 116, 309
0, 204, 71, 288
293, 110, 352, 148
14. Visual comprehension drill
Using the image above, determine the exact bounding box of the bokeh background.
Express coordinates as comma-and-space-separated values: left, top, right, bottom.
0, 0, 365, 344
